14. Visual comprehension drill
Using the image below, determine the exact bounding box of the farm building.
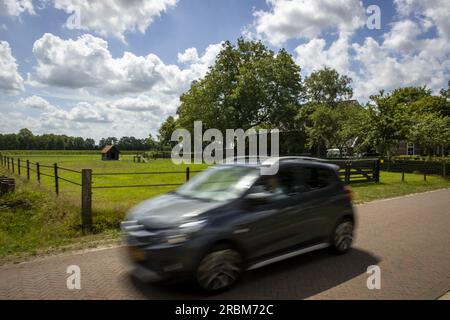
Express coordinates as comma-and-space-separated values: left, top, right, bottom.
101, 145, 120, 161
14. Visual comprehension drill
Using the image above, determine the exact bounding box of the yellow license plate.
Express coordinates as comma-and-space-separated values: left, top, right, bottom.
129, 247, 146, 262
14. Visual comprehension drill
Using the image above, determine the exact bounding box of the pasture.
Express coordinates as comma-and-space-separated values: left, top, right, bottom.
2, 152, 208, 212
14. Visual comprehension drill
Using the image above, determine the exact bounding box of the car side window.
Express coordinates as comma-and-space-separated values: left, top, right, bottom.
250, 175, 287, 198
302, 167, 334, 190
250, 167, 308, 197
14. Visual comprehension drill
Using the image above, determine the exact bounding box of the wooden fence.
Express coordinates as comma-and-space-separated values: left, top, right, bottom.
324, 159, 381, 184
0, 154, 195, 233
380, 159, 448, 181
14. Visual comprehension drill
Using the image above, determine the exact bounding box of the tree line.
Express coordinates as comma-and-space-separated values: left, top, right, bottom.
0, 129, 160, 151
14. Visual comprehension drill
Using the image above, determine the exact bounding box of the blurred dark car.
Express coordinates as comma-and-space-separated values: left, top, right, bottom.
121, 157, 356, 292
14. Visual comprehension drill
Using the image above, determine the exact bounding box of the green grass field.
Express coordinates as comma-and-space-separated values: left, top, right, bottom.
1, 151, 449, 262
1, 152, 208, 212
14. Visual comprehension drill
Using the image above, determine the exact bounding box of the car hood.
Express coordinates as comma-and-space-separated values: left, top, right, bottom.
126, 193, 224, 229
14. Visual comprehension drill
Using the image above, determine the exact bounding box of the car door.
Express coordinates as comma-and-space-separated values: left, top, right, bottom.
288, 166, 339, 246
231, 168, 301, 260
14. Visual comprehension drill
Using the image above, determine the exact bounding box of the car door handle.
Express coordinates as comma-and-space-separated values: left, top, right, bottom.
234, 228, 250, 234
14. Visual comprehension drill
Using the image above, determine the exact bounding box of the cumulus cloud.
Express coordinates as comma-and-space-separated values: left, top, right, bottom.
53, 0, 178, 41
294, 32, 352, 75
20, 95, 56, 111
253, 0, 366, 45
291, 1, 450, 102
352, 34, 449, 101
394, 0, 450, 40
3, 90, 185, 138
0, 41, 24, 95
31, 33, 222, 96
0, 0, 35, 16
17, 34, 224, 139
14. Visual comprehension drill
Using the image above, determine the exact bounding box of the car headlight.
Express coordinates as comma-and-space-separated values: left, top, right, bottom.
165, 220, 207, 245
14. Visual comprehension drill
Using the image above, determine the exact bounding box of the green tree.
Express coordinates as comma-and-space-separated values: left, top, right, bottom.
177, 38, 303, 133
305, 102, 364, 156
304, 67, 353, 106
408, 113, 450, 156
440, 80, 450, 100
17, 128, 34, 149
158, 116, 177, 149
145, 134, 158, 150
361, 91, 411, 156
99, 137, 118, 148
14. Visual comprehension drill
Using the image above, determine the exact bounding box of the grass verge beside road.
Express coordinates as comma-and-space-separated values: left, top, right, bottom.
352, 171, 450, 203
0, 173, 120, 264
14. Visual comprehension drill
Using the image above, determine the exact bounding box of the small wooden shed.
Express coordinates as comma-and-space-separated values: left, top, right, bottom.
101, 145, 120, 161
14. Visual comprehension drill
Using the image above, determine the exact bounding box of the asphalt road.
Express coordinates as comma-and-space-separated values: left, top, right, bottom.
0, 189, 449, 300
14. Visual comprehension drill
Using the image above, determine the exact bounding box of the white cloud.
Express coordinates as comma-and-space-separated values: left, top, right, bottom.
253, 0, 366, 45
20, 95, 56, 111
178, 48, 200, 64
0, 0, 35, 16
394, 0, 450, 40
0, 40, 24, 95
53, 0, 178, 41
32, 33, 222, 97
294, 31, 351, 75
11, 34, 224, 140
382, 19, 423, 53
292, 5, 449, 102
352, 33, 449, 101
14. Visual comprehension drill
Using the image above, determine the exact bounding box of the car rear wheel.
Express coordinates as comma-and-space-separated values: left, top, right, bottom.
196, 247, 242, 292
332, 220, 354, 254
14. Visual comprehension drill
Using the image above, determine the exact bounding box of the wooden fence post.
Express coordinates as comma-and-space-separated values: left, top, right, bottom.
26, 160, 30, 180
81, 169, 93, 233
36, 162, 40, 183
54, 163, 59, 196
374, 159, 381, 183
17, 159, 21, 175
402, 170, 405, 182
186, 167, 190, 182
345, 163, 350, 184
11, 157, 14, 173
7, 157, 10, 170
443, 159, 447, 178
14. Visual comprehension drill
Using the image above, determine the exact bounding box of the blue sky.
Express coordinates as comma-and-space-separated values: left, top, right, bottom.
0, 0, 449, 140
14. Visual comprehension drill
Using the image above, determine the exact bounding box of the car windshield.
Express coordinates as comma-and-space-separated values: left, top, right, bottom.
175, 165, 260, 202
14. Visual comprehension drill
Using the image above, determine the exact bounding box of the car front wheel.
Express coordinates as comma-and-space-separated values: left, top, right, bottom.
332, 220, 354, 254
196, 247, 242, 292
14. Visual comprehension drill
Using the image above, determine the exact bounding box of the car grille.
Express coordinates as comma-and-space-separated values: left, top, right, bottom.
121, 220, 163, 246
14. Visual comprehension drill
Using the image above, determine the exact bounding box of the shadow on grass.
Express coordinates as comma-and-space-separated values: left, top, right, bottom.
127, 247, 380, 300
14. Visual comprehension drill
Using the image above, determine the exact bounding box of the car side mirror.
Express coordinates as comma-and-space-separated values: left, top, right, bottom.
244, 192, 272, 205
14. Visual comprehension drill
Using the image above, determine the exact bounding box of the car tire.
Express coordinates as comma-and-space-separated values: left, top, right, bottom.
196, 246, 242, 293
331, 219, 354, 254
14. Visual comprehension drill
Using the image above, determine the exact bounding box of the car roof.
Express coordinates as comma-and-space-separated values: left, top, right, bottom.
218, 156, 340, 172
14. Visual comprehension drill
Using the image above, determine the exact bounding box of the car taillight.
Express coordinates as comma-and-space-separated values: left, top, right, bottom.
343, 185, 354, 202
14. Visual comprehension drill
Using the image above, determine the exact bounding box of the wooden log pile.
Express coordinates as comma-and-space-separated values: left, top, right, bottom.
0, 176, 15, 195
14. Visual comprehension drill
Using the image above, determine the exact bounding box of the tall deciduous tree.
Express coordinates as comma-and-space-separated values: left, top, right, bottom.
177, 38, 303, 133
304, 67, 353, 106
361, 91, 411, 156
